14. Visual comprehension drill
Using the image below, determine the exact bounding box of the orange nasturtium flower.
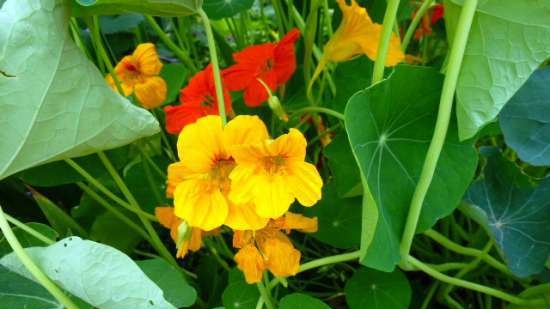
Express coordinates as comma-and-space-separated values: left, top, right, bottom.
223, 29, 300, 107
155, 206, 203, 258
234, 213, 318, 284
164, 65, 233, 134
229, 128, 323, 219
106, 43, 167, 109
168, 115, 269, 231
311, 0, 404, 84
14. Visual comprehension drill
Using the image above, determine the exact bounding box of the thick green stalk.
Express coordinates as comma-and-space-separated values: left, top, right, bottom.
401, 0, 434, 52
4, 213, 55, 245
257, 280, 276, 309
372, 0, 401, 83
145, 16, 198, 72
198, 9, 227, 125
399, 0, 478, 265
407, 255, 546, 306
0, 206, 80, 309
298, 250, 360, 273
290, 106, 345, 121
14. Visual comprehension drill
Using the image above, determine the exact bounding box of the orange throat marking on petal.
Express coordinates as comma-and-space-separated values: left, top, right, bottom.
263, 155, 287, 175
207, 159, 235, 194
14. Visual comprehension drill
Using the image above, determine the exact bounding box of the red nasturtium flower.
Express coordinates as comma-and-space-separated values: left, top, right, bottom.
164, 64, 232, 134
223, 28, 300, 107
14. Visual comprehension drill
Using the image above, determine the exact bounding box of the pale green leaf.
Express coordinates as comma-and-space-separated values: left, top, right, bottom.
73, 0, 202, 16
444, 0, 550, 140
0, 237, 177, 309
0, 0, 159, 180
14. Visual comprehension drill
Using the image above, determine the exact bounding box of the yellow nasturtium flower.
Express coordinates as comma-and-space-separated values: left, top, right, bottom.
229, 128, 323, 219
233, 213, 318, 284
169, 115, 269, 231
311, 0, 405, 86
106, 43, 167, 109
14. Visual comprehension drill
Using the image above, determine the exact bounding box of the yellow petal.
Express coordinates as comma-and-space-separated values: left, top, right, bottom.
224, 115, 270, 149
234, 245, 266, 284
262, 236, 300, 278
233, 230, 254, 249
133, 43, 163, 76
252, 173, 295, 219
283, 213, 318, 233
358, 23, 404, 66
225, 202, 269, 231
177, 115, 227, 173
166, 162, 191, 198
173, 179, 228, 231
105, 74, 133, 96
268, 128, 306, 160
228, 165, 258, 205
288, 162, 323, 207
134, 76, 167, 109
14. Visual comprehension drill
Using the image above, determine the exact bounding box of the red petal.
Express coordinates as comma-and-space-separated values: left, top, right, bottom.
243, 73, 277, 107
431, 4, 444, 25
164, 105, 205, 134
274, 28, 300, 85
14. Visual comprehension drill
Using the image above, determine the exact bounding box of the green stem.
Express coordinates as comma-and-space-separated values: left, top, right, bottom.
4, 213, 55, 245
372, 0, 401, 83
423, 229, 509, 274
407, 255, 546, 306
145, 15, 198, 72
198, 9, 227, 125
256, 280, 276, 309
401, 0, 434, 52
76, 182, 152, 242
420, 282, 439, 309
399, 0, 478, 266
290, 106, 345, 121
0, 206, 80, 309
64, 158, 158, 222
96, 152, 179, 269
298, 250, 360, 273
427, 262, 468, 272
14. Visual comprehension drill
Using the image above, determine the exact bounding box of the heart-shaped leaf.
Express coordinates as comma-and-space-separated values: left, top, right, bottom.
202, 0, 254, 20
0, 0, 159, 180
464, 153, 550, 277
444, 0, 550, 140
0, 237, 177, 309
345, 267, 411, 309
500, 69, 550, 166
345, 65, 477, 271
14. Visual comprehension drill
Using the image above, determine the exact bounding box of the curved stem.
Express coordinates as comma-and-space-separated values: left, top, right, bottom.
145, 15, 198, 72
401, 0, 434, 52
399, 0, 478, 266
372, 0, 401, 83
198, 9, 227, 125
290, 106, 345, 121
298, 250, 360, 273
423, 229, 509, 274
4, 214, 55, 245
256, 280, 276, 309
0, 206, 80, 309
407, 255, 546, 306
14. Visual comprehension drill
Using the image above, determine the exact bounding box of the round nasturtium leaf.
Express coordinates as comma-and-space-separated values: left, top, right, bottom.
202, 0, 255, 20
345, 267, 411, 309
279, 293, 332, 309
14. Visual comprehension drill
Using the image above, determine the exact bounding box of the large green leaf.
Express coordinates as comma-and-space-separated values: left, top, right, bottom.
464, 153, 550, 277
222, 268, 259, 309
137, 259, 197, 308
279, 293, 332, 309
0, 0, 159, 181
202, 0, 254, 20
345, 65, 477, 271
324, 133, 362, 198
444, 0, 550, 140
345, 267, 411, 309
72, 0, 202, 16
500, 69, 550, 166
89, 212, 142, 253
0, 237, 177, 309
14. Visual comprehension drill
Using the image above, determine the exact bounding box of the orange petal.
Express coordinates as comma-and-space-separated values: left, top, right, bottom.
134, 76, 167, 109
283, 213, 318, 233
235, 245, 266, 284
133, 43, 163, 75
155, 206, 179, 229
262, 236, 300, 278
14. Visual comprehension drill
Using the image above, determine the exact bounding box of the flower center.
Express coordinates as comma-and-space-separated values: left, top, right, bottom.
263, 156, 286, 175
209, 159, 235, 193
262, 58, 274, 72
202, 94, 215, 107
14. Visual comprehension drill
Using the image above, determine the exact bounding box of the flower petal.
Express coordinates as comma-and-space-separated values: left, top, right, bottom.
262, 236, 300, 278
252, 173, 295, 219
134, 76, 167, 109
133, 43, 163, 75
223, 115, 270, 148
234, 245, 266, 284
288, 161, 323, 206
283, 212, 318, 233
225, 202, 269, 231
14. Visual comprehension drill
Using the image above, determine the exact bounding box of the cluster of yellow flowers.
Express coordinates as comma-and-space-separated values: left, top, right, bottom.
160, 115, 323, 283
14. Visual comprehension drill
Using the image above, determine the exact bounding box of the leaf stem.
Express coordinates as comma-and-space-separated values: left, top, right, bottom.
298, 250, 360, 273
0, 205, 80, 309
372, 0, 401, 83
399, 0, 478, 267
145, 16, 198, 73
198, 9, 227, 126
423, 229, 509, 274
4, 213, 55, 245
256, 279, 276, 309
407, 255, 546, 306
401, 0, 434, 52
290, 106, 345, 121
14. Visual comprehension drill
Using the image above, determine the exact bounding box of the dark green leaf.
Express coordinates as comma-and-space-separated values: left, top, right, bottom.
345, 267, 411, 309
73, 0, 202, 16
137, 259, 197, 308
329, 57, 373, 113
444, 0, 550, 140
203, 0, 254, 20
160, 63, 189, 105
465, 154, 550, 277
90, 212, 142, 253
0, 223, 57, 256
124, 156, 170, 213
345, 65, 477, 271
500, 69, 550, 166
279, 293, 332, 309
222, 268, 258, 309
303, 182, 361, 249
100, 14, 144, 34
325, 133, 362, 198
0, 265, 63, 309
